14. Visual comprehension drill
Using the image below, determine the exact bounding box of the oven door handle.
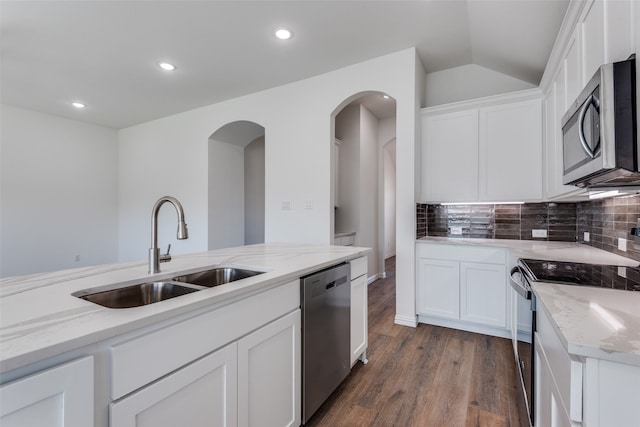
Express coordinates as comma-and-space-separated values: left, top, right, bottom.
510, 266, 532, 300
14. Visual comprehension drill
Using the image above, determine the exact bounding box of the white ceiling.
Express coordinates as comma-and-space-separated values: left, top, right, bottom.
1, 0, 569, 129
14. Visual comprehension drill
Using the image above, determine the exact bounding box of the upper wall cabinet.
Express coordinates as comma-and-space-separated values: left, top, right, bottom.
540, 0, 636, 200
421, 90, 543, 204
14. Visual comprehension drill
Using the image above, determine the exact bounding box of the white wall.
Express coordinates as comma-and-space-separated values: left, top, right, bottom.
425, 63, 535, 107
334, 105, 360, 234
378, 117, 397, 270
244, 136, 265, 245
117, 48, 420, 325
208, 139, 245, 250
359, 105, 379, 279
383, 140, 397, 259
0, 105, 118, 277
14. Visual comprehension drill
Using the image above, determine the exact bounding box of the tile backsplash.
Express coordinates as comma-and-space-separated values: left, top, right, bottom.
417, 194, 640, 262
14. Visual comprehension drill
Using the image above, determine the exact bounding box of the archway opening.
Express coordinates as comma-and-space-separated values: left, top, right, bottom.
331, 91, 397, 282
208, 120, 265, 249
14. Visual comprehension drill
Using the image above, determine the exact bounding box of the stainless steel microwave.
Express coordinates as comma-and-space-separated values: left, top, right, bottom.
561, 57, 638, 188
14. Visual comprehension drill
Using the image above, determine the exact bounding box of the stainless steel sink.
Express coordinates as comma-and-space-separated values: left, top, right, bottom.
173, 267, 264, 288
74, 281, 202, 309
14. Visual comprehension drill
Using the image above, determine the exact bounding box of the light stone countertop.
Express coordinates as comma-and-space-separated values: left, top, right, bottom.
418, 236, 640, 366
0, 243, 370, 374
417, 236, 639, 266
533, 283, 640, 366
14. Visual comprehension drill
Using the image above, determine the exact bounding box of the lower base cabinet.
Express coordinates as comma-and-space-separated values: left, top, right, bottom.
238, 310, 301, 427
416, 243, 508, 338
0, 356, 94, 427
110, 344, 238, 427
110, 310, 301, 427
349, 257, 368, 366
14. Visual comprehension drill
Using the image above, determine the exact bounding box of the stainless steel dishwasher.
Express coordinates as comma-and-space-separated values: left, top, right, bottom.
301, 263, 351, 425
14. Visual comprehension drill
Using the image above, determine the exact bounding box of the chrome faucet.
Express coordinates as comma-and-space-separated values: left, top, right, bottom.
149, 196, 189, 274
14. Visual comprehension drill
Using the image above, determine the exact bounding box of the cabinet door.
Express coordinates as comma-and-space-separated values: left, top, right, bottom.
110, 343, 238, 427
460, 262, 506, 328
535, 335, 573, 427
581, 0, 605, 83
350, 274, 368, 366
565, 30, 582, 108
422, 110, 479, 202
0, 357, 93, 427
417, 258, 460, 319
238, 310, 301, 427
479, 99, 543, 202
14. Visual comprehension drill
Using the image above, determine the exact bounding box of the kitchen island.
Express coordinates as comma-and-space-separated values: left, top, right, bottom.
0, 243, 370, 427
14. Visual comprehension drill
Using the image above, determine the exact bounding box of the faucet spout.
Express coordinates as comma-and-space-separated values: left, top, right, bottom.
149, 196, 189, 274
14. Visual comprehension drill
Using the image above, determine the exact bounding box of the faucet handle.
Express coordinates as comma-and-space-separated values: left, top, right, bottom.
160, 244, 172, 263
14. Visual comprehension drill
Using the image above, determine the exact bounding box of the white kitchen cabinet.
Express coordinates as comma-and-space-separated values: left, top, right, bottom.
580, 0, 605, 83
0, 356, 93, 427
543, 66, 582, 200
478, 99, 543, 202
416, 243, 509, 338
350, 256, 368, 366
460, 262, 506, 328
422, 110, 478, 202
417, 258, 460, 320
535, 336, 574, 427
238, 310, 301, 427
110, 344, 238, 427
540, 0, 636, 202
564, 30, 582, 109
421, 90, 543, 204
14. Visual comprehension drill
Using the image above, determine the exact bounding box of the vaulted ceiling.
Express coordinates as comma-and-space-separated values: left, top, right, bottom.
1, 1, 569, 129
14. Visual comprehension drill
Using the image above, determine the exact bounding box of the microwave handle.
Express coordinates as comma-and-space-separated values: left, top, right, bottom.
578, 94, 601, 159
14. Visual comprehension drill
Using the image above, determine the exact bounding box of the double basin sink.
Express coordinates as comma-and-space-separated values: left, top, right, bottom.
73, 267, 265, 309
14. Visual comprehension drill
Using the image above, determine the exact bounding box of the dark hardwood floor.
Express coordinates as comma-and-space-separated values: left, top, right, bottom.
306, 257, 528, 427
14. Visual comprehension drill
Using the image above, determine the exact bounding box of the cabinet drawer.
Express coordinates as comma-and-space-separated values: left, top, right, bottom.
350, 257, 367, 280
417, 243, 505, 265
110, 280, 299, 400
537, 306, 583, 422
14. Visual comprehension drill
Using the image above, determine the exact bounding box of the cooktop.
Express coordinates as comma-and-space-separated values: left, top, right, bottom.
519, 258, 640, 292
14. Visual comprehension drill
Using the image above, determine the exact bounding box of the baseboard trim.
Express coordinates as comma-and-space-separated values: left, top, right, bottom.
394, 315, 418, 328
417, 315, 511, 339
367, 274, 379, 285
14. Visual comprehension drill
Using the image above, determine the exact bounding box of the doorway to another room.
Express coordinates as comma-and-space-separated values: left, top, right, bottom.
331, 92, 397, 282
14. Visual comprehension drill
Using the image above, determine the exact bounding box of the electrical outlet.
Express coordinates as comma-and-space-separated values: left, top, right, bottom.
304, 200, 313, 210
74, 254, 81, 262
618, 237, 628, 252
584, 232, 590, 242
532, 229, 547, 238
450, 227, 463, 235
281, 200, 292, 210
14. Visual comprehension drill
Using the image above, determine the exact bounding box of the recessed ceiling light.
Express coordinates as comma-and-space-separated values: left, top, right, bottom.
71, 102, 86, 109
159, 62, 176, 71
274, 28, 292, 40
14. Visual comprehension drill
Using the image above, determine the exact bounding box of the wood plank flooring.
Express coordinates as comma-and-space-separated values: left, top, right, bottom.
306, 257, 528, 427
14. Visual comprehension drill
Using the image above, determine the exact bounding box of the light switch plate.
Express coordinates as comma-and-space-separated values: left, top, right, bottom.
281, 200, 292, 210
532, 229, 547, 238
617, 266, 627, 278
583, 232, 590, 242
450, 227, 463, 235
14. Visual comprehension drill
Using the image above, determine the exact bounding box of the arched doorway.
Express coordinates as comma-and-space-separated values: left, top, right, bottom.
208, 120, 265, 249
331, 92, 397, 282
